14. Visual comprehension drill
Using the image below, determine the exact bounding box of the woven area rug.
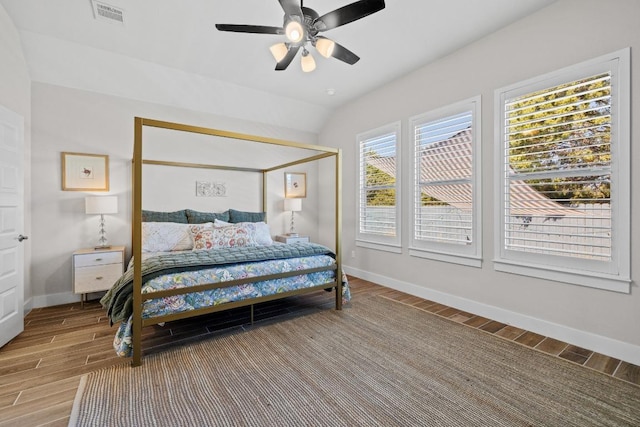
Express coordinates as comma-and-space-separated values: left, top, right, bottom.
69, 296, 640, 427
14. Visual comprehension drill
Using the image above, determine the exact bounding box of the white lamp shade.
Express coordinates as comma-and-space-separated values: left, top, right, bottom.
285, 20, 304, 43
315, 38, 335, 58
284, 198, 302, 212
85, 196, 118, 214
270, 43, 289, 62
301, 52, 316, 72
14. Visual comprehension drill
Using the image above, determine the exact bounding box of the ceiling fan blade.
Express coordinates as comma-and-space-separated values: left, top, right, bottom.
215, 24, 284, 35
317, 37, 360, 65
315, 0, 385, 31
278, 0, 303, 19
275, 45, 301, 70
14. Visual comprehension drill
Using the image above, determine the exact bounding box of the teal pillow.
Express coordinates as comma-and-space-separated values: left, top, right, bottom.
141, 209, 188, 223
229, 209, 266, 223
186, 209, 230, 224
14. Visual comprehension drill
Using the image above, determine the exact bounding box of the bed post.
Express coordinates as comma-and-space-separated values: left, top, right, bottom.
262, 171, 268, 223
132, 117, 144, 366
335, 149, 343, 310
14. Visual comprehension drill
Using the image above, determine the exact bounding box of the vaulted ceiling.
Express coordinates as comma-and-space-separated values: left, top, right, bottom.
1, 0, 556, 131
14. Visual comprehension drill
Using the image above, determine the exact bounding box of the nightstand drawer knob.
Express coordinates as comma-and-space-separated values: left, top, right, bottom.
96, 276, 103, 280
95, 258, 103, 261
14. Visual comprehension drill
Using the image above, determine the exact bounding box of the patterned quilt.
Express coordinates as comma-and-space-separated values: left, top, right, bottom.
101, 242, 337, 324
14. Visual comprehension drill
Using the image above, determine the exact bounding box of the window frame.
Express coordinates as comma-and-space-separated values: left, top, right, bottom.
409, 96, 482, 267
493, 48, 631, 293
356, 121, 402, 253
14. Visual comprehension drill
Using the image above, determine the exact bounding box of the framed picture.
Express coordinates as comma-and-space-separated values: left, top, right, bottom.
284, 172, 306, 198
61, 152, 109, 191
196, 181, 227, 197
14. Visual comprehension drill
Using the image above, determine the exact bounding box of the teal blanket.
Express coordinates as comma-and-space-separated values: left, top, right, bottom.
101, 243, 335, 325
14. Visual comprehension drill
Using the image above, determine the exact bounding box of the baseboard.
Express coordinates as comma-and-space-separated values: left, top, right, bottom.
344, 265, 640, 366
23, 297, 33, 316
31, 291, 109, 309
32, 291, 80, 308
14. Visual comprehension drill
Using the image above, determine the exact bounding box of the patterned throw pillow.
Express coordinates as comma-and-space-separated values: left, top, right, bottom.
190, 222, 259, 250
214, 219, 273, 246
142, 222, 194, 252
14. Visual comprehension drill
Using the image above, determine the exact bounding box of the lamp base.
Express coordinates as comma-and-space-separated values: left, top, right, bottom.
286, 232, 299, 237
94, 245, 112, 250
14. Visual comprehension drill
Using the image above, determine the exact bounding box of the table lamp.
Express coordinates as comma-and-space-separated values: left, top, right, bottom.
85, 196, 118, 249
284, 198, 302, 236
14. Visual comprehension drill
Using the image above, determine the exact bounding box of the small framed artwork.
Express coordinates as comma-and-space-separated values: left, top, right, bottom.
284, 172, 306, 198
61, 152, 109, 191
196, 181, 227, 197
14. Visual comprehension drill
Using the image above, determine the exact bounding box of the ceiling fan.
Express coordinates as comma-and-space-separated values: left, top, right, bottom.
215, 0, 385, 72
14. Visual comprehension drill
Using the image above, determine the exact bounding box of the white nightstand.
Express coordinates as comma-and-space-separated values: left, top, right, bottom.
275, 235, 310, 244
73, 246, 125, 307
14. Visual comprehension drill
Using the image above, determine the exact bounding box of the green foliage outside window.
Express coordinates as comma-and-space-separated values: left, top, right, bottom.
365, 163, 395, 206
507, 73, 611, 204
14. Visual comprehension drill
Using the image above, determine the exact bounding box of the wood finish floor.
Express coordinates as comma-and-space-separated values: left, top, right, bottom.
1, 277, 638, 426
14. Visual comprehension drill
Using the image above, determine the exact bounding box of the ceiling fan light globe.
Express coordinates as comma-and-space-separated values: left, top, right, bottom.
316, 38, 335, 58
269, 43, 289, 62
285, 20, 304, 43
301, 52, 316, 73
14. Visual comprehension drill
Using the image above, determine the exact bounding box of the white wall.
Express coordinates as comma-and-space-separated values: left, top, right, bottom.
320, 0, 640, 364
30, 82, 320, 306
18, 30, 330, 135
0, 4, 32, 309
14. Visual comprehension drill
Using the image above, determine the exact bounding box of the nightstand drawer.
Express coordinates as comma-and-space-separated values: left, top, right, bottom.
74, 251, 122, 267
72, 246, 125, 302
74, 264, 122, 293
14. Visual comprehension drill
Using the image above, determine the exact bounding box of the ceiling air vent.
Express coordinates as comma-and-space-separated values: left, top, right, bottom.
91, 1, 125, 25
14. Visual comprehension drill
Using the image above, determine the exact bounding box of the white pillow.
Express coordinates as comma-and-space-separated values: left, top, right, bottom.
214, 219, 273, 246
141, 222, 195, 252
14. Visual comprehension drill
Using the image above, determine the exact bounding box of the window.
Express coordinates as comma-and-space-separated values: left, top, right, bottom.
494, 49, 630, 292
357, 122, 401, 252
410, 97, 482, 267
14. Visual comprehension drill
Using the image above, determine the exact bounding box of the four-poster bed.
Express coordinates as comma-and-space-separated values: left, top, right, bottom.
101, 117, 343, 366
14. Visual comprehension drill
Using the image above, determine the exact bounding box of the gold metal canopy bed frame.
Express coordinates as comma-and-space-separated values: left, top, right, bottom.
128, 117, 343, 366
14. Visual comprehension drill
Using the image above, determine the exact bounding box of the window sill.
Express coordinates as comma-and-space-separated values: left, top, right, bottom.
409, 248, 482, 268
493, 259, 631, 294
356, 239, 402, 254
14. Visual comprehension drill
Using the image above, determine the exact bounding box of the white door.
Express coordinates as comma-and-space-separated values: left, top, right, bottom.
0, 105, 25, 348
